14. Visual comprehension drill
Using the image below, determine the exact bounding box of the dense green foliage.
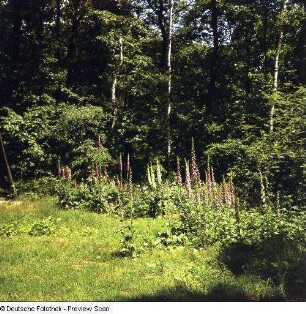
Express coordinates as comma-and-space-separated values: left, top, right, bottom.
0, 0, 305, 208
0, 0, 305, 301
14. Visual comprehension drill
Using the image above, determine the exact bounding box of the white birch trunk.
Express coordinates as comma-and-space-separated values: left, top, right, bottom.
270, 0, 289, 133
111, 36, 123, 129
167, 0, 174, 165
259, 169, 267, 210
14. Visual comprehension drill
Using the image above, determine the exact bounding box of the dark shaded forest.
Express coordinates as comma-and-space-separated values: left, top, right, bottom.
0, 0, 305, 208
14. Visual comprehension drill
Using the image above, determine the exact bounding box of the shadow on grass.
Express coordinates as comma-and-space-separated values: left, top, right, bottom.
120, 283, 286, 302
217, 235, 306, 302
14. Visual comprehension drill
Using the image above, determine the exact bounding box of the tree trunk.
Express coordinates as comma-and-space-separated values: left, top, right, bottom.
111, 36, 123, 130
0, 134, 17, 197
166, 0, 173, 169
270, 0, 289, 133
146, 0, 173, 168
207, 0, 219, 117
147, 0, 168, 69
54, 0, 62, 103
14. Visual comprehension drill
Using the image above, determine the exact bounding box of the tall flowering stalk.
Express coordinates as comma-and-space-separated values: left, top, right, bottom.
97, 137, 103, 179
259, 169, 267, 210
210, 164, 218, 206
149, 162, 157, 189
104, 168, 109, 180
223, 179, 231, 206
128, 168, 133, 199
147, 164, 153, 186
156, 159, 162, 185
191, 138, 200, 183
185, 160, 192, 197
97, 136, 102, 153
126, 153, 130, 176
64, 166, 72, 180
126, 153, 133, 198
58, 163, 72, 180
119, 153, 123, 188
94, 164, 99, 180
206, 158, 212, 192
176, 157, 182, 186
202, 178, 209, 206
57, 162, 61, 177
205, 158, 213, 205
228, 170, 235, 206
234, 197, 240, 224
57, 163, 66, 179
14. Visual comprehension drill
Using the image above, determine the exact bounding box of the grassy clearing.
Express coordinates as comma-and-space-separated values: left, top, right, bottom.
0, 197, 303, 301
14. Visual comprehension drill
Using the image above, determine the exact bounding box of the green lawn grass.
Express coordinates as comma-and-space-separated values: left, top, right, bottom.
0, 197, 298, 301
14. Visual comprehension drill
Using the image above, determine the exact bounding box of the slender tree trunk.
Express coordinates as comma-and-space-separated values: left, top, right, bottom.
111, 36, 123, 130
270, 0, 289, 133
55, 0, 62, 103
0, 134, 17, 197
166, 0, 173, 169
156, 1, 168, 70
207, 0, 219, 116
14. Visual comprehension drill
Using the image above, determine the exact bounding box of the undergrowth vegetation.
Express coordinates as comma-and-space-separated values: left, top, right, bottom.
0, 197, 304, 301
7, 143, 305, 301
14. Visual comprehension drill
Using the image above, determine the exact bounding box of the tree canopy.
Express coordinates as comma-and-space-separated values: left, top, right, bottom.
0, 0, 305, 207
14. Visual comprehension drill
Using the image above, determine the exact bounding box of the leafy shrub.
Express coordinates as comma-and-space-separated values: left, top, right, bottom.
177, 197, 306, 248
57, 182, 90, 209
57, 180, 120, 213
177, 199, 306, 287
0, 104, 110, 180
16, 177, 60, 197
122, 184, 182, 218
206, 139, 260, 204
0, 222, 18, 238
155, 226, 189, 248
28, 217, 57, 236
212, 211, 304, 288
117, 225, 138, 258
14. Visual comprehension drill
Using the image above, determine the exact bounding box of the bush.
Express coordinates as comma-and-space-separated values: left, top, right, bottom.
0, 222, 18, 238
121, 183, 182, 218
57, 180, 120, 213
15, 177, 60, 197
177, 198, 306, 249
28, 217, 58, 236
0, 104, 110, 180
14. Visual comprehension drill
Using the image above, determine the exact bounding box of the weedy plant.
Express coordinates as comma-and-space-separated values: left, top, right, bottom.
0, 222, 19, 238
117, 224, 139, 258
28, 217, 59, 236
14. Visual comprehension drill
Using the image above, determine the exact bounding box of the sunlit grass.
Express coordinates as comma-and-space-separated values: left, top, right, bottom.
0, 197, 294, 301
